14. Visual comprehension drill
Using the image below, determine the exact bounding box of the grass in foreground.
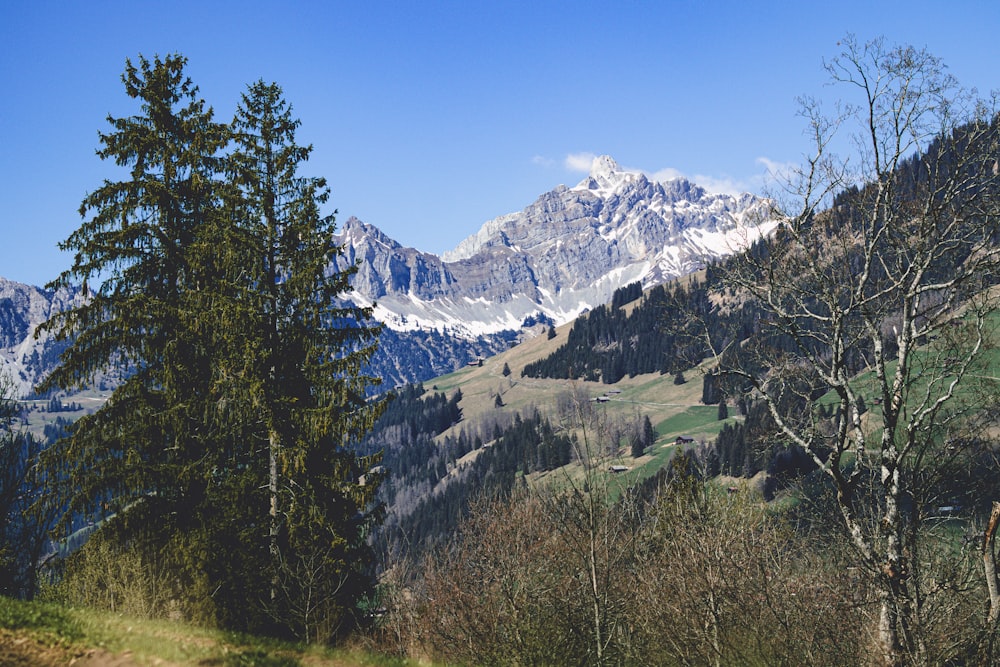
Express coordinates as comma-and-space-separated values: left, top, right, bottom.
0, 595, 420, 666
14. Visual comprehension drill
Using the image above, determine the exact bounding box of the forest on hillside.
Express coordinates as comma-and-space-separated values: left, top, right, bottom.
353, 382, 660, 563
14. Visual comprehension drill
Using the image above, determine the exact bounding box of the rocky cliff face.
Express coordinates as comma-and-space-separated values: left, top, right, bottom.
0, 278, 80, 396
333, 155, 777, 340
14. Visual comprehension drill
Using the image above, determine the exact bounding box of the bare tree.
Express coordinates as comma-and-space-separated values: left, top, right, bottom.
415, 490, 580, 666
706, 36, 1000, 665
547, 398, 642, 665
630, 464, 868, 667
414, 393, 642, 666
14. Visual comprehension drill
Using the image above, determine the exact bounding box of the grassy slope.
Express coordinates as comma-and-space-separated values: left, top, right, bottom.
427, 309, 734, 491
0, 595, 419, 666
815, 305, 1000, 444
20, 387, 107, 441
424, 290, 1000, 494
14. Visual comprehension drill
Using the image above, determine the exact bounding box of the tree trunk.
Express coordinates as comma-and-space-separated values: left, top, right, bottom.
879, 457, 909, 666
588, 504, 604, 665
983, 501, 1000, 625
269, 429, 279, 602
878, 591, 903, 667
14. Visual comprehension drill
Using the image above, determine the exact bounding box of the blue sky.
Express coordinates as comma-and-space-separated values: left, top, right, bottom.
2, 1, 998, 287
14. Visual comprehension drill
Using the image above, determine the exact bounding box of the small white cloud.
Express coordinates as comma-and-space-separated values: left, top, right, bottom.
553, 155, 794, 196
658, 158, 803, 196
647, 167, 686, 182
692, 174, 746, 196
532, 155, 555, 168
754, 157, 799, 188
565, 152, 597, 172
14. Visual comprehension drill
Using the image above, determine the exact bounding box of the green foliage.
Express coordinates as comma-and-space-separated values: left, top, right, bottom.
44, 518, 224, 625
0, 594, 83, 641
36, 55, 225, 541
33, 56, 384, 642
223, 80, 385, 642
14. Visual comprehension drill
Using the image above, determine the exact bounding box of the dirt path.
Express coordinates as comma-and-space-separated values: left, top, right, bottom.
0, 629, 144, 667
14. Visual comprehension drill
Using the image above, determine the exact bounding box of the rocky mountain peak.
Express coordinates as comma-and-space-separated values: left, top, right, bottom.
0, 277, 81, 396
340, 216, 401, 251
575, 154, 642, 193
330, 156, 779, 340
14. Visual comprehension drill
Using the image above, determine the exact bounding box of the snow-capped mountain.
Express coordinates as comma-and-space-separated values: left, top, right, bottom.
0, 278, 80, 396
333, 155, 777, 340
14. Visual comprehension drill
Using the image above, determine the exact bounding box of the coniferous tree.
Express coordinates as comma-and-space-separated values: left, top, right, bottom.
629, 425, 645, 459
702, 372, 720, 405
0, 376, 50, 599
642, 414, 657, 452
37, 53, 228, 542
224, 80, 385, 641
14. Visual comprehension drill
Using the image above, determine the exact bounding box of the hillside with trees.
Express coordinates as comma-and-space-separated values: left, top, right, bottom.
370, 37, 1000, 666
521, 279, 713, 383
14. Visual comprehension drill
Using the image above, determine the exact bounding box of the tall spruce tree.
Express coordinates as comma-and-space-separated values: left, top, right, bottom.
37, 54, 228, 541
226, 81, 385, 642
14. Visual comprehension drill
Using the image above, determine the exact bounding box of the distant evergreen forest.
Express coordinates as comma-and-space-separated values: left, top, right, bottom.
365, 327, 518, 393
521, 280, 713, 383
354, 383, 579, 561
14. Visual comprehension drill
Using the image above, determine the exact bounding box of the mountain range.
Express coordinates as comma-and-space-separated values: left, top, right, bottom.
334, 155, 776, 386
0, 155, 776, 395
333, 155, 775, 338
